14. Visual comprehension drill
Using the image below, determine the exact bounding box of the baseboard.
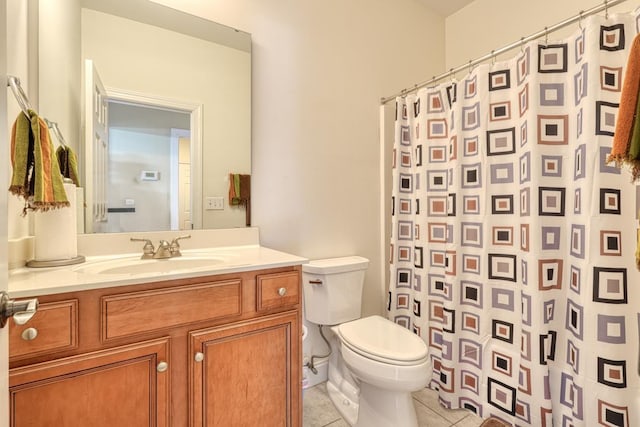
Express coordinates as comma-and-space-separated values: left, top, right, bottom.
304, 358, 328, 389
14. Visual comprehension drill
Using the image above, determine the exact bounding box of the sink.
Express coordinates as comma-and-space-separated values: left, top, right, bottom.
72, 255, 227, 275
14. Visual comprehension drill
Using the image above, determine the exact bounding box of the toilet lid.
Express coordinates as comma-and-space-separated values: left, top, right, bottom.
337, 315, 428, 363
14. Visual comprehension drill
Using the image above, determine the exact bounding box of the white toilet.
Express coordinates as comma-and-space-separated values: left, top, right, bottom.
303, 256, 431, 427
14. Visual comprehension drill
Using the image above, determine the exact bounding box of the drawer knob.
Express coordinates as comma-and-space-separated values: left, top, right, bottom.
194, 352, 205, 362
278, 287, 287, 296
157, 361, 169, 372
21, 327, 38, 341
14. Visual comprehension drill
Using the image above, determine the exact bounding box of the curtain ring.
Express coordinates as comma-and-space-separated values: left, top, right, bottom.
578, 10, 584, 30
468, 60, 473, 74
491, 50, 496, 66
604, 0, 609, 19
449, 68, 455, 82
520, 37, 525, 53
544, 26, 549, 46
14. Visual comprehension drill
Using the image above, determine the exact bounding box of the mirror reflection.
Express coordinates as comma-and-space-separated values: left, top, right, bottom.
37, 0, 252, 233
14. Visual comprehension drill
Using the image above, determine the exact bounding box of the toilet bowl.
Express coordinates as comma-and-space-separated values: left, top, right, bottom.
302, 257, 431, 427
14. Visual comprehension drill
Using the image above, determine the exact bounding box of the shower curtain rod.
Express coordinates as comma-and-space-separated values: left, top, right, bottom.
380, 0, 629, 104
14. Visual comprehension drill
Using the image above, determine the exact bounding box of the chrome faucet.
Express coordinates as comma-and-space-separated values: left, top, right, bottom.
169, 235, 191, 257
131, 235, 191, 259
154, 240, 172, 259
130, 238, 155, 259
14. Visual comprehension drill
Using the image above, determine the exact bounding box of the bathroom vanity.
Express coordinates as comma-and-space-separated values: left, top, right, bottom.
6, 232, 305, 427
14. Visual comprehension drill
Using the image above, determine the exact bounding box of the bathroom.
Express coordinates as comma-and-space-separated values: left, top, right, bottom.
2, 0, 640, 426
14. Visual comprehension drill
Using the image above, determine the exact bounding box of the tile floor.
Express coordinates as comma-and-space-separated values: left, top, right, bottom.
303, 382, 485, 427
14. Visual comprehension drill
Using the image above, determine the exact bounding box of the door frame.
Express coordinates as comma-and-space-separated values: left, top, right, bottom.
105, 87, 203, 230
1, 0, 10, 423
170, 128, 191, 230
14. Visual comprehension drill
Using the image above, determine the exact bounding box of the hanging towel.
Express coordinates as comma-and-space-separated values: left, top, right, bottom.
56, 145, 80, 186
607, 32, 640, 178
228, 173, 251, 225
628, 94, 640, 160
229, 173, 250, 206
9, 110, 69, 214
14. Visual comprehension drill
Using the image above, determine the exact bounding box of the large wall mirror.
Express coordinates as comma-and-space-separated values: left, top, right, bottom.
36, 0, 251, 233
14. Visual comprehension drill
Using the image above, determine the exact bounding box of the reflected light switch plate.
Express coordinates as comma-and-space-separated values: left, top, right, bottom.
205, 197, 224, 210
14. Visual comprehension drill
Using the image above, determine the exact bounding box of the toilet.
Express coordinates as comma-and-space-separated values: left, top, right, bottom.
303, 256, 431, 427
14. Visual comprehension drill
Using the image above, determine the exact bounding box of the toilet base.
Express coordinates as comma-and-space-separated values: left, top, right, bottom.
326, 380, 358, 426
354, 382, 419, 427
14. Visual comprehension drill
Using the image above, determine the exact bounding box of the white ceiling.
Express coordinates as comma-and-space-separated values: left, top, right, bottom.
418, 0, 475, 16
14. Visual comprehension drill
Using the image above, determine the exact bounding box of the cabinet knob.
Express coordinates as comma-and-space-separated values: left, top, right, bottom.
157, 361, 168, 372
194, 352, 205, 362
278, 287, 287, 296
21, 327, 38, 341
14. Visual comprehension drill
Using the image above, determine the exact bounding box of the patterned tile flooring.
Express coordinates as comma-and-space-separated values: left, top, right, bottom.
303, 383, 485, 427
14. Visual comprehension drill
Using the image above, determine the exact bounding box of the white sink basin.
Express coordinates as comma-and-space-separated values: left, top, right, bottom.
72, 255, 227, 275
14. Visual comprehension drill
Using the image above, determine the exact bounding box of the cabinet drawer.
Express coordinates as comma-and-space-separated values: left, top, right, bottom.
9, 300, 78, 360
256, 271, 300, 312
101, 279, 242, 341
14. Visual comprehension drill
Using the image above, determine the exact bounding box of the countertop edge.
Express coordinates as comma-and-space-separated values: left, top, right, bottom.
9, 246, 308, 298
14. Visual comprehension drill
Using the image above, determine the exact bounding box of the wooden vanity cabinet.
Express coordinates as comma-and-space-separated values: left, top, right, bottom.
9, 337, 170, 427
8, 266, 302, 427
189, 311, 299, 427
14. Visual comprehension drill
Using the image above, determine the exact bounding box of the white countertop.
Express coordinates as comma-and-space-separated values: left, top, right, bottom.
9, 245, 308, 298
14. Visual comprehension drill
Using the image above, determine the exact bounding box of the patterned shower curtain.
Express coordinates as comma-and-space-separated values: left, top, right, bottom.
388, 10, 640, 426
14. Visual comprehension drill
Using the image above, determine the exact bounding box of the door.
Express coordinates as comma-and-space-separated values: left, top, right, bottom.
2, 0, 11, 424
83, 59, 109, 233
189, 311, 300, 427
9, 338, 170, 427
178, 136, 192, 230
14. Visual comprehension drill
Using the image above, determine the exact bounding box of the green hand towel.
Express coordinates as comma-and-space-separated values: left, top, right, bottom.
56, 145, 80, 186
9, 110, 69, 213
627, 90, 640, 179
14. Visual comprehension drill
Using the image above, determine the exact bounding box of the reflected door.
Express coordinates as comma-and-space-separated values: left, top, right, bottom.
83, 60, 109, 234
178, 136, 192, 230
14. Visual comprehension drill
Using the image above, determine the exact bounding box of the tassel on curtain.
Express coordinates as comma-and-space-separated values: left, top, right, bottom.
389, 9, 640, 426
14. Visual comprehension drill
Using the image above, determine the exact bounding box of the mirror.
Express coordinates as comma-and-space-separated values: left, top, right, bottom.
36, 0, 251, 233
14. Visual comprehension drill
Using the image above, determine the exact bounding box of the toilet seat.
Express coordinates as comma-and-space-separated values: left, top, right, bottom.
337, 315, 428, 366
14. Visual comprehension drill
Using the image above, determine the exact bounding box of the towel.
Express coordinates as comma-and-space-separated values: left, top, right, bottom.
56, 145, 80, 186
9, 110, 69, 214
607, 32, 640, 178
228, 173, 251, 225
229, 173, 250, 206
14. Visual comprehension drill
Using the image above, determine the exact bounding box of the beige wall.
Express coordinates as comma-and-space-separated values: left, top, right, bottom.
150, 0, 446, 317
38, 0, 81, 152
7, 0, 35, 239
445, 0, 635, 69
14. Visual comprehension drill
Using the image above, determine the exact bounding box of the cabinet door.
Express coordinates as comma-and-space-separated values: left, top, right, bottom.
9, 337, 170, 427
190, 311, 300, 427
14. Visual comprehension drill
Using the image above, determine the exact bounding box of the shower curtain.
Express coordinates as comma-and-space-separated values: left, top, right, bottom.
388, 10, 640, 426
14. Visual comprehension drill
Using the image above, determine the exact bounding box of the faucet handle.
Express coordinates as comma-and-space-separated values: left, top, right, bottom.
170, 234, 191, 256
130, 238, 155, 259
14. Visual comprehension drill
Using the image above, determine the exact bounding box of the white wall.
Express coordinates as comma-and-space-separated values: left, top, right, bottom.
445, 0, 636, 69
149, 0, 446, 319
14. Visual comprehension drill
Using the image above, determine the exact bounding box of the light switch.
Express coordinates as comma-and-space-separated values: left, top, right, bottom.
205, 197, 224, 210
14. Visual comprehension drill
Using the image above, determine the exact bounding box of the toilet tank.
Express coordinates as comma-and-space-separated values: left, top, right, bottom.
302, 256, 369, 325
